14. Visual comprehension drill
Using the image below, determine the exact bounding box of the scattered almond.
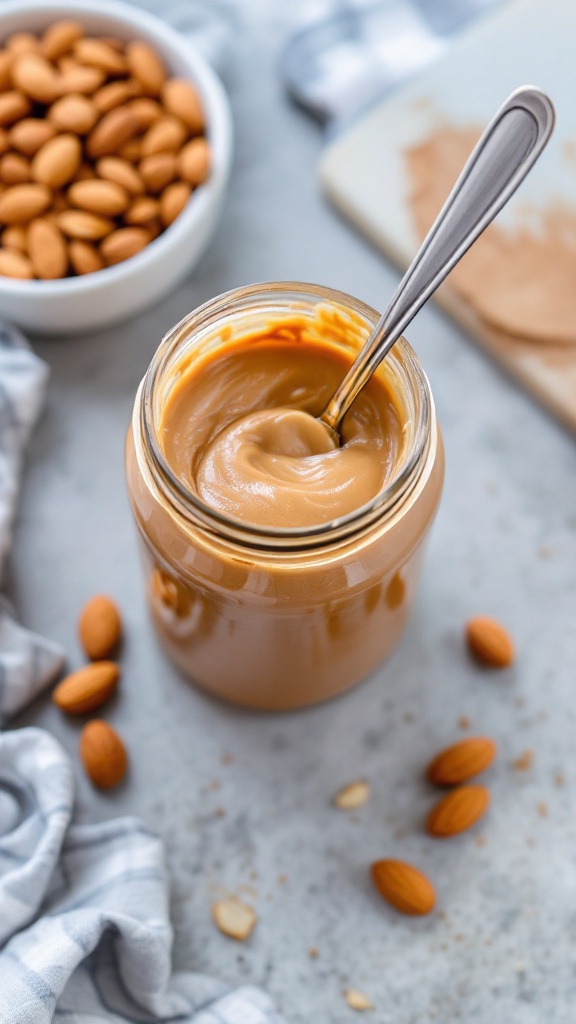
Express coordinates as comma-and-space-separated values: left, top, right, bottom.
333, 780, 370, 809
80, 719, 127, 789
426, 737, 497, 786
427, 784, 490, 838
212, 899, 257, 941
466, 616, 515, 668
68, 238, 105, 275
27, 217, 68, 278
78, 594, 122, 659
371, 859, 435, 916
0, 248, 33, 278
344, 989, 373, 1012
52, 660, 119, 714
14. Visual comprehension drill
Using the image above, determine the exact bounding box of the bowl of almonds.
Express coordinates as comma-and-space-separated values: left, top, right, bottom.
0, 0, 232, 334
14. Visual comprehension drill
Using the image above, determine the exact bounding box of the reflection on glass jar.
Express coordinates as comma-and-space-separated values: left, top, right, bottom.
126, 283, 444, 709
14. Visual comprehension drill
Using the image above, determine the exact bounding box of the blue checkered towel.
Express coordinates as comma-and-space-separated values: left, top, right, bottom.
0, 323, 284, 1023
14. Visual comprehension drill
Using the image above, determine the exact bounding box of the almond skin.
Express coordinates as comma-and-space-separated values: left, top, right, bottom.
426, 737, 497, 786
371, 860, 435, 916
79, 595, 122, 659
52, 661, 119, 714
80, 720, 127, 789
27, 217, 68, 279
427, 784, 490, 838
466, 616, 515, 668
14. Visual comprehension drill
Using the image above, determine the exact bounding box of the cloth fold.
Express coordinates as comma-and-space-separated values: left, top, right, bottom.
0, 318, 283, 1024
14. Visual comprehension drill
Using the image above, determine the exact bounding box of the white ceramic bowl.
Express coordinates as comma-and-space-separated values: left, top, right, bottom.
0, 0, 232, 335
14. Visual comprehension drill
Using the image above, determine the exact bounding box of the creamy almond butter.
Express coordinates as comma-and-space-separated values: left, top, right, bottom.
126, 283, 444, 709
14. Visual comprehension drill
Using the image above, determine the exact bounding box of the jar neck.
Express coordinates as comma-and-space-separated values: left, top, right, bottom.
139, 281, 434, 552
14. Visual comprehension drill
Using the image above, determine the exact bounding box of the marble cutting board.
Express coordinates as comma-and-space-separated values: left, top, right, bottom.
319, 0, 576, 434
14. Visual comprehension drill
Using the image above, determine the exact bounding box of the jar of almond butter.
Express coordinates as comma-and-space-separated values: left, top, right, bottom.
126, 282, 444, 709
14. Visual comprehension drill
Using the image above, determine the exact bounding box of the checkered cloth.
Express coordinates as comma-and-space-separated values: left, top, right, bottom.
282, 0, 504, 127
0, 330, 283, 1021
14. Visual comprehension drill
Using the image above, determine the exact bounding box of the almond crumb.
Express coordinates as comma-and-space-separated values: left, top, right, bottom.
212, 899, 257, 941
344, 989, 373, 1011
458, 715, 471, 730
555, 773, 565, 787
308, 947, 319, 958
537, 801, 548, 818
333, 780, 370, 810
512, 750, 533, 772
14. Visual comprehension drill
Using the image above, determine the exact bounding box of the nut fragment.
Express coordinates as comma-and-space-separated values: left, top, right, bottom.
344, 989, 373, 1012
371, 859, 435, 916
212, 899, 257, 941
78, 594, 122, 659
27, 217, 68, 279
466, 616, 515, 668
426, 737, 497, 786
52, 661, 119, 714
333, 780, 370, 809
80, 720, 127, 789
426, 784, 490, 838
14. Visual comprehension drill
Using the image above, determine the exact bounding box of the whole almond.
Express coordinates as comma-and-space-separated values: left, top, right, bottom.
466, 616, 515, 668
74, 38, 127, 76
32, 133, 81, 188
128, 96, 162, 130
212, 899, 257, 941
140, 115, 187, 157
162, 78, 204, 133
124, 194, 158, 225
9, 117, 56, 156
58, 65, 105, 95
178, 137, 210, 185
78, 594, 122, 659
0, 183, 51, 223
0, 248, 33, 279
11, 53, 60, 104
427, 784, 490, 838
68, 178, 129, 216
1, 224, 26, 251
27, 217, 68, 279
371, 860, 436, 916
139, 151, 176, 193
80, 719, 127, 789
93, 78, 140, 113
6, 33, 38, 55
125, 40, 166, 96
96, 155, 144, 195
160, 180, 191, 226
100, 226, 151, 265
87, 106, 139, 158
57, 209, 114, 240
41, 20, 84, 61
0, 91, 31, 126
69, 238, 105, 275
0, 52, 13, 91
0, 152, 30, 185
48, 93, 98, 134
52, 661, 119, 714
427, 737, 497, 786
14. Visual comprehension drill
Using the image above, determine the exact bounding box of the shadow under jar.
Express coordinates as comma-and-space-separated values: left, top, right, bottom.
125, 282, 444, 710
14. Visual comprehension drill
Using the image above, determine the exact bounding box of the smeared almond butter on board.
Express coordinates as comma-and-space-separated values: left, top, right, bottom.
333, 780, 370, 809
427, 737, 497, 786
78, 595, 122, 659
427, 785, 490, 838
212, 899, 257, 941
52, 660, 119, 713
466, 616, 515, 667
80, 719, 127, 788
371, 859, 436, 916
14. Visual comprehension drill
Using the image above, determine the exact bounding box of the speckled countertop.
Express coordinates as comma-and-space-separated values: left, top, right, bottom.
8, 3, 576, 1022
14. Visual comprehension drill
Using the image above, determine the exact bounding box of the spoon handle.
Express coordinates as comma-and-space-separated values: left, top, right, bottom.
321, 85, 555, 433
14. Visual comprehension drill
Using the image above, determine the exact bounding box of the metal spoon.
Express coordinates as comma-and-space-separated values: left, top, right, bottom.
319, 86, 555, 442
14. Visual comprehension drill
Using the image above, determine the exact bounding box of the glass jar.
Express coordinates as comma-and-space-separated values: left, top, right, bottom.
125, 282, 444, 710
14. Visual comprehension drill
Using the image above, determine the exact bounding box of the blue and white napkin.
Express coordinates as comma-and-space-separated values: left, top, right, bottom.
0, 324, 284, 1024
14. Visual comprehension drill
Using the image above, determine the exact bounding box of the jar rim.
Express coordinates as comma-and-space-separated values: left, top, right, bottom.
140, 281, 433, 551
